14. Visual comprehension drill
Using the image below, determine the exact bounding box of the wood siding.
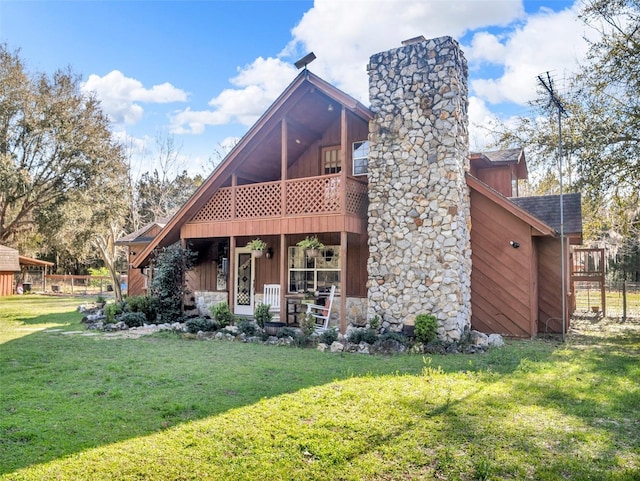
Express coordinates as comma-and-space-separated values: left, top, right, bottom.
470, 189, 537, 337
127, 269, 147, 297
0, 272, 14, 296
473, 165, 515, 198
536, 236, 567, 334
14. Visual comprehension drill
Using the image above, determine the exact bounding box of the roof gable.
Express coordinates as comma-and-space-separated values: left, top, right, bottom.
466, 174, 557, 236
133, 71, 373, 267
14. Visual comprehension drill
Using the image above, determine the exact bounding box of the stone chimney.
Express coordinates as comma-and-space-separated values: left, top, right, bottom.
366, 36, 472, 342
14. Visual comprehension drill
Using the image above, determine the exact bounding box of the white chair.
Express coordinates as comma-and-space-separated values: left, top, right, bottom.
263, 284, 281, 322
306, 285, 336, 332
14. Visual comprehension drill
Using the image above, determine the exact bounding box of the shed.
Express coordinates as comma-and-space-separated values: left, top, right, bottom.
0, 245, 20, 296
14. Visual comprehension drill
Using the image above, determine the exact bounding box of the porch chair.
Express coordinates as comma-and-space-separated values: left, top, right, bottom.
263, 284, 281, 322
306, 285, 336, 332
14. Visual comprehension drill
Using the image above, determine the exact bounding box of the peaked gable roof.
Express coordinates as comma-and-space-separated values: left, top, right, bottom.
510, 193, 582, 235
469, 147, 528, 179
133, 70, 373, 267
116, 217, 170, 245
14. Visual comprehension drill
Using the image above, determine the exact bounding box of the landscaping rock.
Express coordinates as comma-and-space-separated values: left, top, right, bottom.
317, 343, 328, 352
470, 330, 489, 347
330, 341, 344, 353
488, 333, 504, 347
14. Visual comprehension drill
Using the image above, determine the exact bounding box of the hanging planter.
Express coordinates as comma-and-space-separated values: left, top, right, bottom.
246, 238, 267, 258
296, 235, 324, 258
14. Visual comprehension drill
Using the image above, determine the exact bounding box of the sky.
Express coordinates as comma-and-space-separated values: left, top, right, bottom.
0, 0, 595, 177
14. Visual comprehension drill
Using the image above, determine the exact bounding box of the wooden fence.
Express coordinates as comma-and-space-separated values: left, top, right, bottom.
44, 275, 128, 296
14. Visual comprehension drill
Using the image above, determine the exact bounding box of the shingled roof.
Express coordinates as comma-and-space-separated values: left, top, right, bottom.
510, 193, 582, 235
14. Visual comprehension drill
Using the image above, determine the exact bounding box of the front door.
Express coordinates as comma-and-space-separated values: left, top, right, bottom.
234, 248, 255, 316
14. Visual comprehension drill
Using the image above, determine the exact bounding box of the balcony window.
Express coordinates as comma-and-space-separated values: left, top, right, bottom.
353, 140, 369, 176
323, 146, 341, 174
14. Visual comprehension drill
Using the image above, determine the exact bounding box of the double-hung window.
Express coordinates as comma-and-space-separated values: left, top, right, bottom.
352, 140, 369, 176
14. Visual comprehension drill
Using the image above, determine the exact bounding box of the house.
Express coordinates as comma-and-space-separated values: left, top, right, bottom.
116, 217, 170, 295
129, 35, 581, 339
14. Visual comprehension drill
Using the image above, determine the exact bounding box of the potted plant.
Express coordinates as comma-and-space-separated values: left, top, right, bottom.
256, 302, 285, 336
296, 235, 324, 258
301, 290, 316, 305
247, 238, 267, 258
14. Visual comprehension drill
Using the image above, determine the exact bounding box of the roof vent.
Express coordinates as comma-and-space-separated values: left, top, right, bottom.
401, 35, 426, 46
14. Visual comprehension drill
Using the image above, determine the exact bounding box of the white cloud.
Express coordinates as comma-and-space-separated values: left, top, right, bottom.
170, 57, 297, 134
82, 70, 187, 125
468, 3, 593, 105
284, 0, 525, 101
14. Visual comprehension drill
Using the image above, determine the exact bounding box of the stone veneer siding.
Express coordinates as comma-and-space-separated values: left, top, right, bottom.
366, 36, 472, 342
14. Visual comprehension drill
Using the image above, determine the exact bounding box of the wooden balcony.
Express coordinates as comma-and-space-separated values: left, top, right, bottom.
182, 174, 369, 238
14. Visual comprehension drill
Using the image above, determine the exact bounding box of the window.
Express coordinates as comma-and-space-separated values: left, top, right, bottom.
288, 246, 340, 293
322, 146, 341, 174
352, 140, 369, 176
511, 174, 518, 197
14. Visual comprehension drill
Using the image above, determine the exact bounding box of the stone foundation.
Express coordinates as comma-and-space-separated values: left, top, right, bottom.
366, 36, 472, 342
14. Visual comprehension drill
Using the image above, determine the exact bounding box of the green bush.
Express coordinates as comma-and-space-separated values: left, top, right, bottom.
125, 295, 160, 324
150, 243, 197, 323
415, 314, 438, 344
277, 327, 299, 339
253, 303, 272, 328
185, 317, 216, 334
210, 302, 234, 328
117, 311, 146, 328
299, 312, 316, 338
237, 319, 258, 336
348, 328, 378, 344
319, 327, 338, 345
104, 301, 125, 323
378, 331, 408, 345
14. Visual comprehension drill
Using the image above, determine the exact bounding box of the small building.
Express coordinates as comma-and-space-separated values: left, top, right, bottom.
116, 218, 170, 296
0, 245, 20, 296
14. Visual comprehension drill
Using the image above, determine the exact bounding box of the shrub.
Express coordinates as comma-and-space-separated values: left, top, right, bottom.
210, 302, 234, 328
299, 312, 316, 338
369, 315, 380, 331
277, 327, 299, 339
125, 295, 160, 324
319, 327, 338, 345
348, 328, 378, 344
185, 317, 216, 334
415, 314, 438, 344
150, 243, 197, 323
237, 319, 258, 336
117, 311, 146, 328
378, 331, 408, 345
253, 303, 272, 328
104, 301, 125, 323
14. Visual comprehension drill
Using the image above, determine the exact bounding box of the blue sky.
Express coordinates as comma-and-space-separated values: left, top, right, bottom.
0, 0, 591, 176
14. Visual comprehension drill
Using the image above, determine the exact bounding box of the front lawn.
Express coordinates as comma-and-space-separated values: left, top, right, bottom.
1, 295, 639, 480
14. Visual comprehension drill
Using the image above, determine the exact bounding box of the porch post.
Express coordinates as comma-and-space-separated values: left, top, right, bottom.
340, 230, 347, 333
280, 234, 287, 322
340, 106, 348, 215
281, 119, 288, 215
229, 236, 236, 311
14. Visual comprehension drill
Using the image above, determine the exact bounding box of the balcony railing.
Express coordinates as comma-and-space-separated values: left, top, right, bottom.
190, 174, 368, 223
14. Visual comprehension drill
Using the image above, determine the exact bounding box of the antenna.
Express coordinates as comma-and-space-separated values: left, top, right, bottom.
538, 71, 568, 342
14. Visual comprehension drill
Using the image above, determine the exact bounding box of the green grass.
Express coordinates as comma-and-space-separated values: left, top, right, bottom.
1, 295, 639, 480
